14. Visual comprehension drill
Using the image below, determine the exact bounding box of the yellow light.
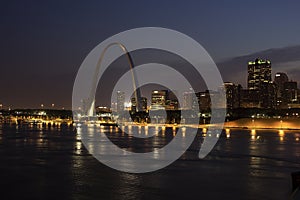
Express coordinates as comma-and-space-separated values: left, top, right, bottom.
225, 128, 230, 134
182, 127, 186, 137
251, 129, 256, 140
161, 126, 166, 136
155, 130, 159, 136
279, 130, 284, 137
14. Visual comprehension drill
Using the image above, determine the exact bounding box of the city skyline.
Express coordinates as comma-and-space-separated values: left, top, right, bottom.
2, 2, 300, 199
113, 59, 299, 113
83, 54, 300, 115
1, 1, 300, 108
1, 56, 298, 110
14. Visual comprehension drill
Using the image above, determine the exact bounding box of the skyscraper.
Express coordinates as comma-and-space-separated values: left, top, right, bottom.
196, 90, 211, 111
247, 58, 275, 108
284, 81, 298, 105
151, 90, 167, 110
248, 59, 272, 90
182, 92, 198, 110
223, 82, 241, 109
165, 91, 179, 110
131, 97, 147, 112
116, 91, 125, 112
274, 72, 289, 108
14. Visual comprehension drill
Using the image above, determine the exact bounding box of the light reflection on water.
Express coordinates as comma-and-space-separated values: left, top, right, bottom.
0, 124, 300, 199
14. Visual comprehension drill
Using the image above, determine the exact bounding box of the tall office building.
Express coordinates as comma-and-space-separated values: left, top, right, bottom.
131, 97, 147, 112
248, 58, 272, 90
183, 92, 198, 110
274, 72, 289, 108
151, 90, 167, 110
196, 90, 211, 111
165, 91, 179, 110
274, 72, 289, 90
223, 82, 241, 109
247, 58, 275, 108
116, 91, 125, 112
284, 81, 298, 105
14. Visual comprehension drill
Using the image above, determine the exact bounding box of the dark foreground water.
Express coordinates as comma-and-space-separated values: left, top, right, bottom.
0, 123, 300, 200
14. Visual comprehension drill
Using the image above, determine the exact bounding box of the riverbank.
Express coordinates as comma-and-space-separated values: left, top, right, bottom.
224, 118, 300, 130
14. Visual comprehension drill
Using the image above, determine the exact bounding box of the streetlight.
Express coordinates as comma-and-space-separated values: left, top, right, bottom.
0, 104, 2, 110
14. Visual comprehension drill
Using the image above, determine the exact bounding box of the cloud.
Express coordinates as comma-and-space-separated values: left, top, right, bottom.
217, 45, 300, 87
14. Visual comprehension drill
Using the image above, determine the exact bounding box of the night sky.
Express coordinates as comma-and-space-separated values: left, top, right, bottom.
1, 1, 300, 109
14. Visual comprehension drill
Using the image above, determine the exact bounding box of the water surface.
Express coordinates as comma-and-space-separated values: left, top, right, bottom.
0, 123, 299, 199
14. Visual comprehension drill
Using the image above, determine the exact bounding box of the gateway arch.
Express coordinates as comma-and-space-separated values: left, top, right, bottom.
84, 42, 142, 117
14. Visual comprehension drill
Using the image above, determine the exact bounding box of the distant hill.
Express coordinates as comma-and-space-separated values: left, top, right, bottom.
217, 45, 300, 87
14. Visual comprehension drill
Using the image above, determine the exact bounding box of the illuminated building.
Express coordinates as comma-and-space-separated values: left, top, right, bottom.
151, 90, 167, 110
274, 72, 299, 108
165, 99, 179, 110
284, 81, 298, 105
183, 91, 198, 110
166, 91, 179, 110
223, 82, 242, 109
248, 58, 272, 90
196, 90, 211, 111
116, 91, 125, 112
149, 90, 179, 110
196, 90, 225, 111
247, 58, 275, 108
274, 72, 289, 108
131, 97, 147, 112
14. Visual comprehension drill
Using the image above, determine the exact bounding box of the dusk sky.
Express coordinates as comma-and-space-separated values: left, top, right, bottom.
1, 0, 300, 109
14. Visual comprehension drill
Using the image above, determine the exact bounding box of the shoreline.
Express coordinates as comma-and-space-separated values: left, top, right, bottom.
223, 118, 300, 131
